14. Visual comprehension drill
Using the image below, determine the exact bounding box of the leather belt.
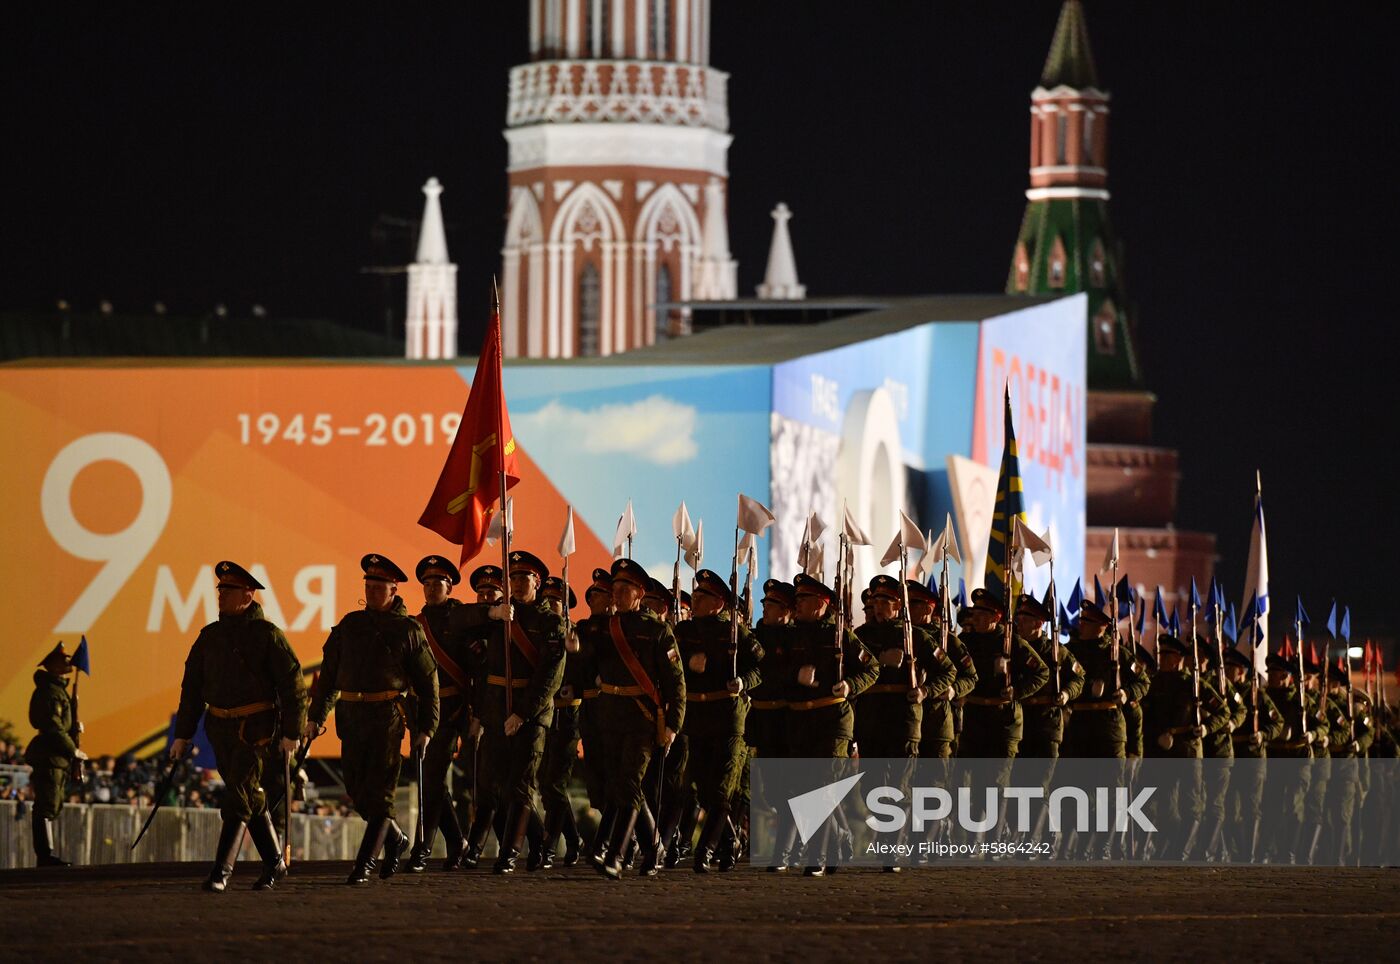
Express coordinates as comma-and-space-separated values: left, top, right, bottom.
964, 695, 1012, 707
1271, 738, 1309, 750
206, 700, 276, 719
1071, 700, 1121, 711
582, 688, 601, 699
600, 682, 646, 697
1164, 725, 1197, 735
1022, 694, 1061, 706
487, 675, 529, 689
866, 684, 914, 695
750, 700, 787, 710
337, 690, 404, 703
788, 696, 846, 712
554, 697, 583, 708
686, 689, 739, 703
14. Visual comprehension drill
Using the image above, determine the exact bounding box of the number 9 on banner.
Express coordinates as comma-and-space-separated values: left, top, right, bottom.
41, 433, 172, 633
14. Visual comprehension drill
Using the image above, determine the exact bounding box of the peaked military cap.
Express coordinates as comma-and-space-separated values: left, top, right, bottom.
793, 573, 835, 603
610, 558, 650, 589
1332, 662, 1351, 684
643, 577, 671, 602
470, 565, 504, 592
693, 569, 735, 607
1157, 634, 1189, 657
1015, 593, 1052, 623
860, 588, 873, 605
905, 581, 937, 605
541, 576, 577, 609
970, 588, 1007, 619
868, 574, 903, 602
361, 553, 408, 584
678, 590, 692, 609
507, 549, 549, 582
1078, 599, 1112, 627
1223, 647, 1252, 670
586, 567, 613, 599
1266, 653, 1299, 675
416, 555, 461, 585
38, 641, 72, 669
762, 579, 796, 608
215, 560, 265, 591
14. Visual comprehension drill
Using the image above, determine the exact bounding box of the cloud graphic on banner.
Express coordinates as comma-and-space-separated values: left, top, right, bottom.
517, 396, 699, 465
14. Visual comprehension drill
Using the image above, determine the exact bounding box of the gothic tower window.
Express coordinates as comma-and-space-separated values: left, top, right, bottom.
1083, 111, 1095, 164
1093, 298, 1118, 355
1056, 112, 1068, 165
655, 262, 674, 340
1014, 241, 1031, 292
653, 0, 670, 59
1048, 235, 1067, 289
579, 262, 600, 357
1089, 238, 1107, 287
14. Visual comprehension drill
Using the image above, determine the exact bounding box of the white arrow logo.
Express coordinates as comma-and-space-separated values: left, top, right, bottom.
787, 773, 864, 844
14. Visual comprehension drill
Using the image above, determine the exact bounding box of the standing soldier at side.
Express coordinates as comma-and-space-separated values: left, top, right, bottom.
407, 556, 477, 872
306, 554, 437, 884
172, 562, 306, 891
582, 559, 685, 879
25, 643, 87, 867
1013, 593, 1084, 845
675, 570, 764, 872
1224, 647, 1283, 862
537, 575, 586, 867
461, 550, 567, 873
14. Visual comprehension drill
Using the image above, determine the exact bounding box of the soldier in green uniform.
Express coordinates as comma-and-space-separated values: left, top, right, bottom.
25, 643, 85, 867
574, 569, 615, 863
173, 561, 306, 891
1263, 653, 1316, 863
747, 579, 796, 870
675, 569, 764, 872
1141, 635, 1212, 859
583, 558, 684, 879
908, 584, 978, 761
1223, 647, 1283, 861
406, 556, 482, 872
772, 574, 879, 876
1013, 593, 1084, 846
955, 589, 1049, 772
537, 574, 586, 868
457, 550, 567, 874
1299, 656, 1342, 863
306, 554, 437, 884
1323, 663, 1373, 864
1189, 638, 1246, 860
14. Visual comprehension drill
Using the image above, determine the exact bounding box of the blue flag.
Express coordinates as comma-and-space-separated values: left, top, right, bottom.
1325, 600, 1339, 638
1153, 586, 1167, 626
984, 386, 1026, 599
1188, 577, 1202, 616
1169, 606, 1180, 637
73, 636, 91, 676
1135, 595, 1146, 636
1058, 601, 1074, 634
1093, 575, 1107, 609
1224, 603, 1238, 643
1295, 596, 1309, 630
1339, 606, 1351, 643
1115, 576, 1134, 620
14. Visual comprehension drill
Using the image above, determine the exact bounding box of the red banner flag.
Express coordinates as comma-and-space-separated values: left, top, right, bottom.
418, 309, 520, 564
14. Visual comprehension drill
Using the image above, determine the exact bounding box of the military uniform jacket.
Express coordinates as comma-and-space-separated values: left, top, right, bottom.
175, 601, 307, 741
853, 619, 957, 743
1306, 688, 1343, 758
588, 608, 686, 735
676, 612, 763, 738
1265, 683, 1313, 756
310, 596, 438, 738
1327, 691, 1374, 757
467, 600, 568, 728
1199, 669, 1246, 758
770, 615, 879, 742
1021, 632, 1087, 742
24, 670, 76, 769
748, 621, 794, 709
1142, 669, 1209, 758
419, 598, 476, 721
1065, 632, 1152, 747
1232, 681, 1284, 758
959, 629, 1050, 705
556, 620, 594, 705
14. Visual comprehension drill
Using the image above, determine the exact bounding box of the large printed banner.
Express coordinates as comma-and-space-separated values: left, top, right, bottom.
0, 365, 616, 758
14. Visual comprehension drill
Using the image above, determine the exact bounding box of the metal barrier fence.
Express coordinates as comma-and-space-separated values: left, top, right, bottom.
0, 799, 384, 869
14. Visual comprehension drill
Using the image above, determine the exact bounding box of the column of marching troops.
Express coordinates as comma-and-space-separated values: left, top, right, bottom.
22, 552, 1400, 882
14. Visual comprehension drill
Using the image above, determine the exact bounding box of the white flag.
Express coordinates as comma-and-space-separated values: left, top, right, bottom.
673, 501, 695, 550
841, 502, 872, 546
804, 543, 825, 578
737, 531, 757, 569
613, 499, 636, 558
879, 510, 926, 567
1241, 475, 1270, 673
913, 530, 937, 582
487, 497, 513, 546
558, 506, 576, 557
685, 519, 704, 571
805, 512, 827, 544
927, 513, 962, 567
798, 512, 827, 571
1016, 518, 1053, 569
736, 493, 776, 535
1100, 527, 1120, 573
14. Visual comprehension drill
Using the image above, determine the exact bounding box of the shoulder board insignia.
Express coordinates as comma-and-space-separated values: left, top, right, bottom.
667, 647, 679, 662
1069, 661, 1081, 674
1128, 661, 1139, 674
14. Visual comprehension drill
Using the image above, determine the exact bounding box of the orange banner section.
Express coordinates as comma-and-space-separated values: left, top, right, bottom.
0, 365, 609, 759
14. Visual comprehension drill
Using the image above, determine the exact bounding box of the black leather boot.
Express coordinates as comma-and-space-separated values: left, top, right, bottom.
460, 806, 495, 870
348, 816, 389, 885
590, 806, 617, 867
493, 805, 530, 874
717, 815, 739, 872
379, 819, 406, 879
635, 804, 662, 877
1176, 819, 1201, 862
601, 808, 640, 880
803, 819, 832, 877
692, 811, 724, 874
33, 814, 71, 868
247, 812, 287, 891
441, 804, 466, 871
1305, 825, 1323, 865
561, 804, 581, 866
203, 818, 244, 891
769, 817, 798, 872
525, 808, 547, 871
537, 806, 565, 871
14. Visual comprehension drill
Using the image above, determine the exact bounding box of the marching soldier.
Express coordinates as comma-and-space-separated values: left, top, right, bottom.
772, 573, 879, 875
955, 589, 1049, 763
747, 579, 795, 870
172, 562, 306, 891
582, 559, 685, 879
1299, 657, 1343, 863
1224, 647, 1283, 861
1140, 635, 1214, 859
1263, 653, 1315, 863
1324, 662, 1373, 864
909, 584, 977, 761
306, 554, 437, 885
25, 643, 86, 867
538, 574, 586, 868
407, 556, 478, 872
1062, 600, 1151, 759
675, 569, 764, 872
459, 550, 567, 874
574, 569, 615, 863
1193, 641, 1246, 860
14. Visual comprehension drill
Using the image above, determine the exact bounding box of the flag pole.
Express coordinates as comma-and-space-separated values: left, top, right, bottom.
1188, 584, 1200, 729
1293, 610, 1307, 741
493, 278, 514, 719
899, 537, 916, 691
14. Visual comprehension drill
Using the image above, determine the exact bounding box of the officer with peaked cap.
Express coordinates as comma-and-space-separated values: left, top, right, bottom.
171, 561, 307, 891
24, 642, 85, 866
458, 549, 567, 874
470, 565, 505, 603
673, 569, 764, 872
576, 558, 685, 879
307, 554, 438, 884
537, 574, 588, 867
406, 555, 482, 872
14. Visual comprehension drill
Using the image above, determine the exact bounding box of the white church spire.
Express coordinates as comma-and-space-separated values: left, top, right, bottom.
757, 202, 805, 300
406, 176, 458, 359
693, 177, 737, 300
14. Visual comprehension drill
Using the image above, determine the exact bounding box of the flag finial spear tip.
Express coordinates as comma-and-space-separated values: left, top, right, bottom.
491, 276, 500, 310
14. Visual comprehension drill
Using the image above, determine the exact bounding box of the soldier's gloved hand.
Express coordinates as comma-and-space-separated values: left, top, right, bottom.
170, 738, 191, 760
1250, 731, 1265, 747
995, 656, 1010, 676
942, 687, 955, 701
831, 680, 851, 699
1002, 686, 1016, 702
564, 635, 580, 654
1056, 690, 1069, 707
797, 664, 818, 688
906, 686, 925, 704
1304, 730, 1317, 744
412, 731, 430, 752
280, 737, 298, 756
489, 603, 514, 621
77, 721, 85, 734
1090, 680, 1106, 698
726, 678, 744, 695
73, 749, 89, 761
467, 717, 484, 740
504, 714, 524, 737
301, 721, 318, 740
689, 652, 708, 673
1156, 732, 1174, 751
1192, 724, 1207, 739
1350, 740, 1361, 755
1113, 689, 1127, 705
662, 727, 678, 749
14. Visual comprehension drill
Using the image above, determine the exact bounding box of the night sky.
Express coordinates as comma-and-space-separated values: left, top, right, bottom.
10, 3, 1396, 637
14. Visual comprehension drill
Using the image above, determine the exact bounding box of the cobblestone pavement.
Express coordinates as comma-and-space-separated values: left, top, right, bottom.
2, 861, 1397, 962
